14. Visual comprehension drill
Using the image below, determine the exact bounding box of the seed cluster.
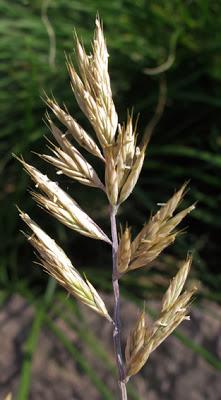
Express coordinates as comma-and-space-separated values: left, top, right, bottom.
16, 16, 196, 387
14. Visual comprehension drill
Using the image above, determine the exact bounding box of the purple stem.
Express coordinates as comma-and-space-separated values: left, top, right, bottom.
110, 205, 128, 400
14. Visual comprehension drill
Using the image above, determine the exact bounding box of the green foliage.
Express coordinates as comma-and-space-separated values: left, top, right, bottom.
1, 0, 221, 293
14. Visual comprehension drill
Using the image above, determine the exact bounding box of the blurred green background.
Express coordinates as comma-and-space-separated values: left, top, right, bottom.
1, 0, 221, 294
1, 0, 221, 398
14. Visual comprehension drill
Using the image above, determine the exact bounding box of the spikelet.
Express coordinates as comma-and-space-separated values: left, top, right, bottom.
104, 146, 118, 205
119, 143, 146, 204
128, 184, 195, 270
126, 257, 197, 378
4, 394, 12, 400
67, 17, 118, 147
103, 112, 147, 205
161, 256, 192, 313
45, 96, 104, 161
19, 210, 111, 321
42, 117, 104, 190
115, 113, 137, 189
125, 308, 149, 365
15, 157, 111, 244
131, 183, 188, 254
117, 226, 131, 274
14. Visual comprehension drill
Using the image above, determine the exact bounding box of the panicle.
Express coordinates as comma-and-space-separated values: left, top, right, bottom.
19, 210, 112, 321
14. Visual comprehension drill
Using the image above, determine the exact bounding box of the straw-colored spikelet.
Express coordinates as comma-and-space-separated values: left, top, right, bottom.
116, 114, 147, 205
119, 143, 146, 204
127, 183, 195, 270
115, 113, 138, 189
41, 115, 105, 190
15, 156, 111, 244
19, 210, 111, 321
126, 257, 197, 378
66, 17, 118, 147
104, 113, 148, 205
104, 146, 119, 205
131, 183, 188, 253
4, 394, 12, 400
117, 226, 131, 274
45, 96, 104, 161
125, 308, 149, 365
161, 255, 192, 312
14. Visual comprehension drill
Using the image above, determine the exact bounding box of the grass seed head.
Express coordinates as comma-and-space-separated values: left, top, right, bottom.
16, 16, 197, 392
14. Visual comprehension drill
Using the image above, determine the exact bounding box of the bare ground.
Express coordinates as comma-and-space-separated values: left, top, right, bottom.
0, 294, 221, 400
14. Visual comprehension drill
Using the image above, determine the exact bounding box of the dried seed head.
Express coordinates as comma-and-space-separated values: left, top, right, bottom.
16, 157, 111, 244
117, 226, 131, 274
129, 184, 195, 270
19, 210, 111, 321
126, 257, 197, 378
45, 97, 104, 161
42, 118, 104, 190
67, 17, 118, 147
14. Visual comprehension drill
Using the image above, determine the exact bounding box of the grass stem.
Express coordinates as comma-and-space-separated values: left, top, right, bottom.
110, 205, 128, 400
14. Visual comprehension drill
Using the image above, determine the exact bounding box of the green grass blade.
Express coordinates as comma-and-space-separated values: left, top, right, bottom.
16, 278, 56, 400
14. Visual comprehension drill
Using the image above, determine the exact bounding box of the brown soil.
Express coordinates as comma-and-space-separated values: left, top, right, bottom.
0, 294, 221, 400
